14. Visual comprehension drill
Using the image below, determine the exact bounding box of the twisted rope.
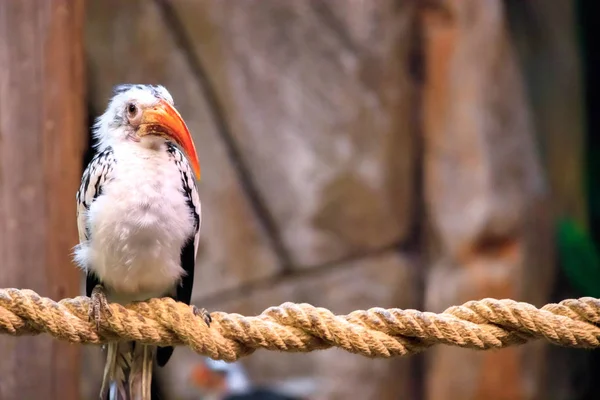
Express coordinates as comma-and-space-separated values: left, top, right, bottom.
1, 288, 600, 362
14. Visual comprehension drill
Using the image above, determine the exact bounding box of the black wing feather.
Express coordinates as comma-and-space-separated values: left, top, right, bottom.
157, 143, 201, 367
76, 147, 115, 297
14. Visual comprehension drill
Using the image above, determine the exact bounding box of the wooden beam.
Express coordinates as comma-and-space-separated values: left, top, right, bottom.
421, 1, 554, 399
0, 1, 86, 399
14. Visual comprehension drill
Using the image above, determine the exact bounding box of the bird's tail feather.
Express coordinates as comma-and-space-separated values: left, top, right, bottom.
129, 343, 154, 400
101, 342, 155, 400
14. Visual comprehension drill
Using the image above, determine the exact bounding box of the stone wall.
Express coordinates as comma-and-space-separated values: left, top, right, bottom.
82, 1, 585, 399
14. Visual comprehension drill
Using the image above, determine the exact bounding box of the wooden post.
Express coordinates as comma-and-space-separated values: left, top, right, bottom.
421, 1, 554, 399
0, 1, 85, 399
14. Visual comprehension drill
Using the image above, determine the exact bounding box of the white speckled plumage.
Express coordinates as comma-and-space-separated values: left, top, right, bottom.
75, 140, 199, 303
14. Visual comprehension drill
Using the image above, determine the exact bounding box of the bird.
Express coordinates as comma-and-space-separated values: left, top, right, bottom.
74, 84, 211, 400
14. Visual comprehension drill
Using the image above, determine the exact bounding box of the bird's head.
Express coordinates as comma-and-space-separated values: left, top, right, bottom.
93, 84, 200, 179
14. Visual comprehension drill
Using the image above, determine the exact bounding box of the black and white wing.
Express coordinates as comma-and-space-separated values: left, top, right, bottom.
75, 147, 116, 297
157, 143, 201, 367
166, 143, 201, 305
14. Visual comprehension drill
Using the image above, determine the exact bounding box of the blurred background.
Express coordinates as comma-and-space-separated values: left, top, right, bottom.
1, 0, 599, 399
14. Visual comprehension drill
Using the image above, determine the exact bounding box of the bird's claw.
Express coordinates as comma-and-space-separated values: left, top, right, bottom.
88, 284, 112, 331
192, 305, 212, 327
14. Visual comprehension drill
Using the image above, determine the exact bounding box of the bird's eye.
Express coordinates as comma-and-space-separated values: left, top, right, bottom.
127, 103, 138, 116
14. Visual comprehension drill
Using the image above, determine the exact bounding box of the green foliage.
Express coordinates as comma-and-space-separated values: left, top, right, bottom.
557, 218, 600, 298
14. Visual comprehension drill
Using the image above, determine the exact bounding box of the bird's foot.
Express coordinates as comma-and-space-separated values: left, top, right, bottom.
192, 305, 212, 327
88, 284, 112, 331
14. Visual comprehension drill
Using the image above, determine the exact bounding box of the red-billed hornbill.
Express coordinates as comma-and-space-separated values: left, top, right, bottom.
74, 84, 210, 400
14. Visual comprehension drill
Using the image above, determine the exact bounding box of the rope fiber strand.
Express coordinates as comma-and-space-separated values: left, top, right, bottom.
1, 288, 600, 362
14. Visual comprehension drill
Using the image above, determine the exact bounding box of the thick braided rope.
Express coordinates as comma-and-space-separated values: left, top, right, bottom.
1, 288, 600, 362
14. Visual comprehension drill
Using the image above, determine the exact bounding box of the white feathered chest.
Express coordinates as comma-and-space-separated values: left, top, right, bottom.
75, 142, 199, 302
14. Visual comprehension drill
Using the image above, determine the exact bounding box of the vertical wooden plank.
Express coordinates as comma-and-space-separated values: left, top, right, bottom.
0, 1, 85, 399
421, 1, 554, 399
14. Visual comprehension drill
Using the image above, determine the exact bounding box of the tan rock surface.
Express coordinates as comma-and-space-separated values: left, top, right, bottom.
172, 0, 419, 267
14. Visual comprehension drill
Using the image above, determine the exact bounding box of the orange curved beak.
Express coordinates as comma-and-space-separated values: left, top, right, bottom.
139, 100, 201, 180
